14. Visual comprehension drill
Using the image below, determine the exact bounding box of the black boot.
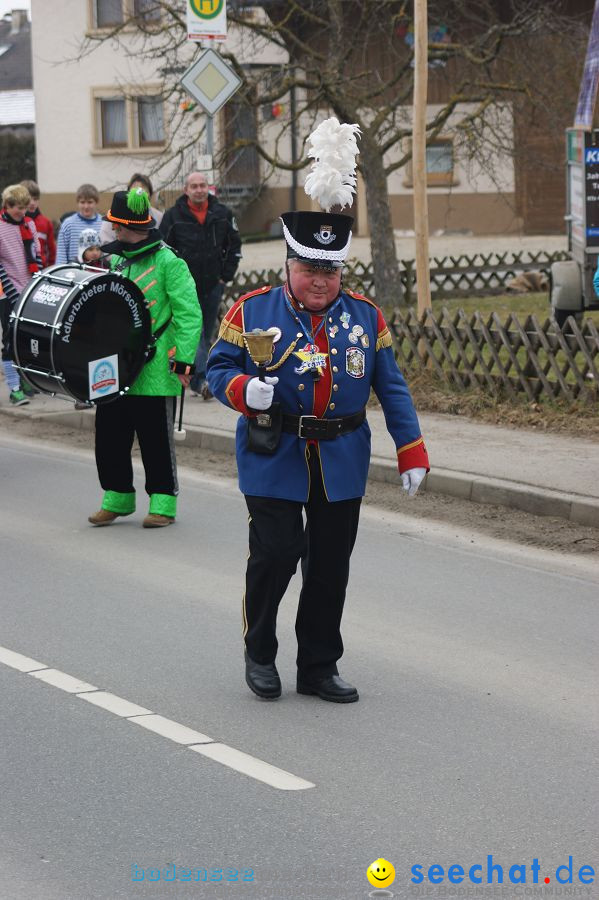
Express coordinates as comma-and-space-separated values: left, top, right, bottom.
245, 651, 281, 700
297, 673, 359, 703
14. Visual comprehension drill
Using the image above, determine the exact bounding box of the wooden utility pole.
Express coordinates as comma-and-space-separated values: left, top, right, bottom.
412, 0, 432, 317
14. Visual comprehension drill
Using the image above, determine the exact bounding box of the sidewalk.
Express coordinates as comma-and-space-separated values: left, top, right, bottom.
2, 392, 598, 528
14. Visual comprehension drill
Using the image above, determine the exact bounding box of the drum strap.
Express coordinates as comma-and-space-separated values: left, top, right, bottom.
112, 242, 164, 275
110, 242, 172, 365
144, 314, 173, 365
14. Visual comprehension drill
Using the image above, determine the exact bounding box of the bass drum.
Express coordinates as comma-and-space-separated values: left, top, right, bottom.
11, 264, 152, 404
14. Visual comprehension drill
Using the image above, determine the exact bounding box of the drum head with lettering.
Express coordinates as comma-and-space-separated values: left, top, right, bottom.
56, 272, 151, 401
14, 267, 152, 402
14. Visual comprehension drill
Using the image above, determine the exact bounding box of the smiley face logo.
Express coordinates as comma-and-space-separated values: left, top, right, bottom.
366, 858, 395, 888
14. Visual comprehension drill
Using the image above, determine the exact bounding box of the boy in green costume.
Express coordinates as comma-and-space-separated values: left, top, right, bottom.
88, 188, 202, 528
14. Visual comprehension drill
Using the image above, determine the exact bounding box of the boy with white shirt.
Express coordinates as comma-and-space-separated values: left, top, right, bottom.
56, 183, 103, 264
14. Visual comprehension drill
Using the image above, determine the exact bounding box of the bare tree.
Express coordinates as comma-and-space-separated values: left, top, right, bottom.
80, 0, 585, 307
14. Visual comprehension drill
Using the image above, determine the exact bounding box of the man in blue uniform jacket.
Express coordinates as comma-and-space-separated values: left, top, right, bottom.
207, 209, 430, 703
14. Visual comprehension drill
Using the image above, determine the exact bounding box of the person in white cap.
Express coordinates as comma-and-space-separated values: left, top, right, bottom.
77, 228, 105, 266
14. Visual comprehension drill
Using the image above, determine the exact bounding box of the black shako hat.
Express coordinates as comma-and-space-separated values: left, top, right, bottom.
280, 210, 353, 269
103, 188, 156, 231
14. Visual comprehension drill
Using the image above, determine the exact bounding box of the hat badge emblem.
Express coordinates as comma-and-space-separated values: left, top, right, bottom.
314, 224, 336, 245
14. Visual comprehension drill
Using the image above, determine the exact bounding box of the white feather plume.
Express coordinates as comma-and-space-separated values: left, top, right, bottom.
304, 117, 361, 212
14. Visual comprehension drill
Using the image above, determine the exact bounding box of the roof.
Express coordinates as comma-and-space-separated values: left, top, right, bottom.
0, 88, 34, 125
0, 15, 32, 90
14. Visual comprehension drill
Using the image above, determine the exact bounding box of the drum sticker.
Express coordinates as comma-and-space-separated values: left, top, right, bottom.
89, 354, 119, 399
346, 346, 365, 378
30, 338, 39, 357
32, 283, 69, 306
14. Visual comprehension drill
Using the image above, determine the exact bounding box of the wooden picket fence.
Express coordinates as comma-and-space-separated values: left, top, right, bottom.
227, 249, 569, 301
390, 307, 599, 402
219, 249, 599, 404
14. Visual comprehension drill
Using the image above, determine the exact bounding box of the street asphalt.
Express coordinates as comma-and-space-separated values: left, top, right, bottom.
0, 435, 597, 899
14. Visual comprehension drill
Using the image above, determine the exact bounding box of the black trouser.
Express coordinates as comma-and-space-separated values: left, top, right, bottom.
95, 395, 178, 497
0, 297, 13, 360
243, 446, 362, 678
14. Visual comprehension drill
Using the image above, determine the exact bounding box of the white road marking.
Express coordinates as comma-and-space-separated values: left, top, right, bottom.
0, 646, 47, 672
0, 645, 314, 790
77, 691, 152, 718
128, 714, 212, 745
30, 668, 97, 693
189, 743, 315, 791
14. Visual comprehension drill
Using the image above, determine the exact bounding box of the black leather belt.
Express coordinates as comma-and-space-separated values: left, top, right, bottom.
282, 409, 366, 440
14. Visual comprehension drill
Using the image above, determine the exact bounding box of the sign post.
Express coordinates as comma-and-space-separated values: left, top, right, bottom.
180, 46, 242, 185
412, 0, 432, 322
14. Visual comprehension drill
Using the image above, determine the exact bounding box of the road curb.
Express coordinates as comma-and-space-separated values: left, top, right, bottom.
3, 407, 598, 528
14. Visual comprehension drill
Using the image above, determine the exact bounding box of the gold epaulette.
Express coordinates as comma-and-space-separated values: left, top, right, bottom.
376, 328, 393, 351
218, 320, 245, 347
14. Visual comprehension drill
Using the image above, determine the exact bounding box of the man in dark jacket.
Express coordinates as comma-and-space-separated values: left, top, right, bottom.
160, 172, 242, 398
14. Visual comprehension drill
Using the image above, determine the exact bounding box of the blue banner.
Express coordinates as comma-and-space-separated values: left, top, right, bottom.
575, 0, 599, 129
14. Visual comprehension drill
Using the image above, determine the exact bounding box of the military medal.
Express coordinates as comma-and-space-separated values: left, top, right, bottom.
340, 311, 351, 329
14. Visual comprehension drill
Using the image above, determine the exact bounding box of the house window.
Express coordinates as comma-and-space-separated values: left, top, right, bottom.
404, 136, 457, 187
94, 90, 166, 151
91, 0, 160, 29
426, 139, 454, 184
133, 0, 161, 22
94, 0, 123, 28
137, 96, 164, 145
99, 98, 127, 147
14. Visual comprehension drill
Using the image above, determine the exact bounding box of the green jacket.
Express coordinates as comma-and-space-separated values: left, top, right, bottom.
109, 238, 202, 396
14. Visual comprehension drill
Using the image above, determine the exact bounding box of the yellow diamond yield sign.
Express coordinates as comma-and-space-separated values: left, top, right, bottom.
181, 48, 241, 117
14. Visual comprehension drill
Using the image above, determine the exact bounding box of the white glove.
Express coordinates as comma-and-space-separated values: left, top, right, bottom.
246, 376, 279, 410
401, 467, 427, 497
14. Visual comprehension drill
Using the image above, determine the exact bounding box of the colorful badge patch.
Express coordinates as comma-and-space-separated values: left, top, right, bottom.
346, 346, 365, 378
360, 334, 370, 348
314, 224, 336, 245
293, 343, 328, 376
329, 324, 339, 338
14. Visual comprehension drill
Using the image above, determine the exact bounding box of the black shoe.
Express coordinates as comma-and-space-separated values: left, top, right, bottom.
297, 673, 359, 703
244, 651, 281, 700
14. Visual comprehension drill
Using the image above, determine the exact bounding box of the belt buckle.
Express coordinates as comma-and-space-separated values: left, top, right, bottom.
297, 415, 317, 438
